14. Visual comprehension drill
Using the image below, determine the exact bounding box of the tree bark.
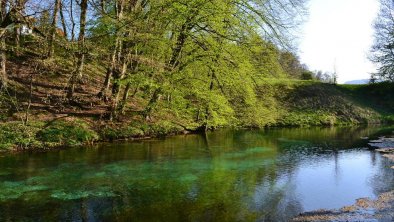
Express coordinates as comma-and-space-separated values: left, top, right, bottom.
0, 0, 7, 89
0, 36, 6, 89
119, 81, 131, 114
48, 0, 61, 58
109, 55, 127, 120
143, 87, 162, 121
98, 40, 118, 101
13, 0, 26, 56
59, 1, 67, 39
70, 0, 75, 41
67, 0, 87, 98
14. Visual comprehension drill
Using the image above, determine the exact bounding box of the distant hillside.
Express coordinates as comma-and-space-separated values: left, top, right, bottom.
344, 79, 369, 84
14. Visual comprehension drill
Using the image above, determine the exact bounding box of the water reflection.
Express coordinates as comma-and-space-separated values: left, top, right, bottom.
0, 126, 393, 221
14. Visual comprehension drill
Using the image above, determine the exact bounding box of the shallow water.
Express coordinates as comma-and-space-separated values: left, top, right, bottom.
0, 126, 394, 221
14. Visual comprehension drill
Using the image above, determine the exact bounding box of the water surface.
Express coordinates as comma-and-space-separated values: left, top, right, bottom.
0, 126, 394, 221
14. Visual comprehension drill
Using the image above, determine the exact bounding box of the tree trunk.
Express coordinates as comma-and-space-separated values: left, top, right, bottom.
141, 22, 191, 118
13, 26, 19, 54
100, 0, 106, 13
0, 0, 7, 89
98, 40, 118, 101
107, 0, 127, 119
48, 0, 61, 58
109, 56, 127, 120
70, 0, 75, 41
13, 0, 25, 56
67, 0, 87, 98
0, 36, 6, 89
143, 88, 162, 121
59, 1, 68, 39
119, 81, 131, 114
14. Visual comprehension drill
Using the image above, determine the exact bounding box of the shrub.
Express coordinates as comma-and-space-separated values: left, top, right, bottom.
0, 122, 43, 150
37, 119, 98, 146
99, 125, 144, 140
148, 121, 183, 136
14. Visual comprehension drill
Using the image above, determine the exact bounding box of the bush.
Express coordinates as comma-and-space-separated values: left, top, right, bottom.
37, 119, 98, 146
148, 121, 183, 136
99, 125, 144, 140
0, 122, 43, 150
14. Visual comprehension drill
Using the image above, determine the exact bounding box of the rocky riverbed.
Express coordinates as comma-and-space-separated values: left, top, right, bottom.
292, 136, 394, 222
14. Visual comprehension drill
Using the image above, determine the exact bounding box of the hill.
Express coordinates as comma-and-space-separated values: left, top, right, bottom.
344, 79, 369, 84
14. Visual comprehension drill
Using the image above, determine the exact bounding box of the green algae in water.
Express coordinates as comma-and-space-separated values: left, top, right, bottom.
51, 187, 117, 200
0, 170, 11, 176
222, 147, 272, 159
0, 181, 48, 201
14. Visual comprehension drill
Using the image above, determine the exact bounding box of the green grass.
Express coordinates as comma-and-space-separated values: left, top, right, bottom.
0, 119, 99, 151
37, 119, 99, 146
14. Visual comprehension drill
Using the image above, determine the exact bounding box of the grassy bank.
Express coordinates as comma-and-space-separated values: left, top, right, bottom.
1, 79, 393, 152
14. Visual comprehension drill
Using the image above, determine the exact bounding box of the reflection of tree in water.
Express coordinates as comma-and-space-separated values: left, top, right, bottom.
369, 154, 394, 197
251, 172, 303, 221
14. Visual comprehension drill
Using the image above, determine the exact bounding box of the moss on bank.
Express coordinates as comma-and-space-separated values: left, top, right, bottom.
0, 119, 188, 151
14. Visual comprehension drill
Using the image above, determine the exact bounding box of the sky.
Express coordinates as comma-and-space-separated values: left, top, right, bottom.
299, 0, 380, 83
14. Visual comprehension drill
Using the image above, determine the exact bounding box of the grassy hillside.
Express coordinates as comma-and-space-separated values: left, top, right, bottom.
273, 81, 394, 126
0, 58, 393, 151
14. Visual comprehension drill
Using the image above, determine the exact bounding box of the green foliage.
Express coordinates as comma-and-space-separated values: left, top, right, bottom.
37, 119, 98, 146
301, 71, 314, 80
383, 115, 394, 123
0, 122, 44, 150
99, 125, 144, 140
148, 121, 184, 137
279, 111, 337, 126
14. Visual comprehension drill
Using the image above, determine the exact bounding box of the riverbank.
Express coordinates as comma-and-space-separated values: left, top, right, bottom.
292, 136, 394, 221
1, 118, 394, 153
0, 117, 192, 152
1, 69, 393, 152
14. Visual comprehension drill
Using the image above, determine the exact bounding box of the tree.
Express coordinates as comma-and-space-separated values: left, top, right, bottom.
301, 70, 314, 80
371, 0, 394, 82
67, 0, 88, 98
0, 0, 309, 129
48, 0, 61, 58
279, 51, 304, 78
0, 0, 7, 89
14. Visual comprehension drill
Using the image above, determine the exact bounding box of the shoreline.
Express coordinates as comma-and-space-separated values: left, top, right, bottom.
0, 120, 391, 154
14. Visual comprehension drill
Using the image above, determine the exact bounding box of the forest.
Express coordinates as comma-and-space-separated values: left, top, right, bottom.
0, 0, 393, 150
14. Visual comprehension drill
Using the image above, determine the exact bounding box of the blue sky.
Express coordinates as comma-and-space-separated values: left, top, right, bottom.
299, 0, 379, 83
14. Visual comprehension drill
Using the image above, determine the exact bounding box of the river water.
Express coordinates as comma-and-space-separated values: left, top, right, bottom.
0, 126, 394, 221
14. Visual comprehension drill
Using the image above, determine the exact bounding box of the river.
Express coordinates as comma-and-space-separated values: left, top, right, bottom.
0, 126, 393, 221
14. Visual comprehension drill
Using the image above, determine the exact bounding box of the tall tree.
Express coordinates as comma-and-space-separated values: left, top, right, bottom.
68, 0, 88, 98
0, 0, 8, 89
48, 0, 61, 58
371, 0, 394, 82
